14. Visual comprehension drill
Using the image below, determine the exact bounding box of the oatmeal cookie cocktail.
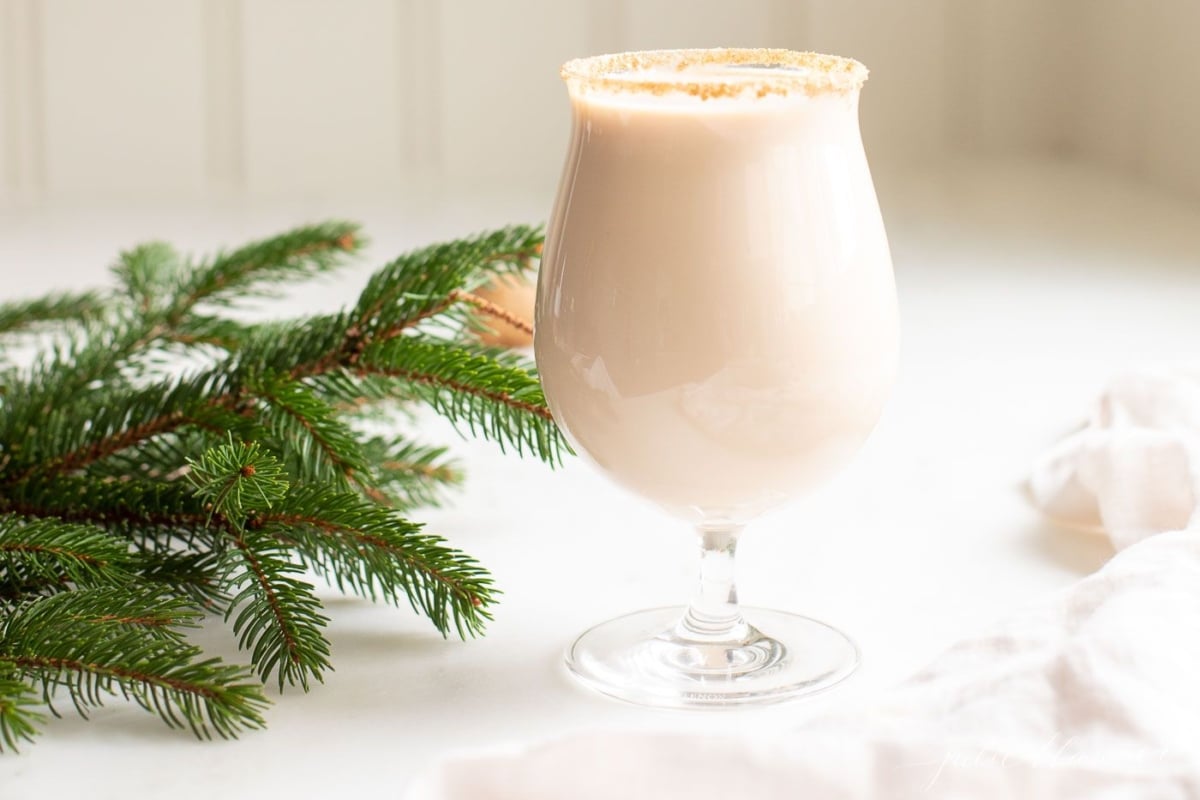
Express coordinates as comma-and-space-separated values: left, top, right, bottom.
536, 49, 898, 707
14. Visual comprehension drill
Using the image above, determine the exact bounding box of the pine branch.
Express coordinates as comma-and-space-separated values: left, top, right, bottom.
186, 439, 288, 522
0, 673, 41, 752
112, 242, 182, 315
358, 336, 562, 462
1, 372, 245, 482
360, 436, 462, 509
252, 376, 371, 490
187, 441, 329, 689
222, 532, 330, 690
256, 487, 494, 638
0, 519, 133, 598
0, 477, 220, 542
131, 550, 229, 611
303, 365, 421, 411
169, 222, 360, 321
0, 317, 141, 429
1, 225, 357, 435
0, 588, 268, 743
169, 315, 257, 352
353, 225, 541, 339
83, 429, 218, 483
0, 291, 107, 337
0, 221, 566, 748
0, 480, 233, 604
2, 226, 562, 483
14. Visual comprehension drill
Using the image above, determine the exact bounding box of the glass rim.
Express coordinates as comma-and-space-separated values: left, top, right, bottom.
560, 48, 868, 101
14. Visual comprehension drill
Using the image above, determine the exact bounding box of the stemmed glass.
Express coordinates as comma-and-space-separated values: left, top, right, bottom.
535, 49, 898, 707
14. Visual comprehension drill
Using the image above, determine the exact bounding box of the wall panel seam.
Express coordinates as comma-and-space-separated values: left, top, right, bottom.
2, 0, 46, 196
398, 0, 443, 180
204, 0, 245, 192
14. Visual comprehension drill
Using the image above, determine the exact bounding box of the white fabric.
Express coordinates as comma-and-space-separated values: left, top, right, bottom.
1029, 365, 1200, 549
408, 367, 1200, 799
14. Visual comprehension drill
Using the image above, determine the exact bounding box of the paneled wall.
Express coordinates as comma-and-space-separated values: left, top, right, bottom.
1064, 0, 1200, 200
0, 0, 1197, 204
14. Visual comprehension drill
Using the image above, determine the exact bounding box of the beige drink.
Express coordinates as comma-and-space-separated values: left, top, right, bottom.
536, 50, 898, 522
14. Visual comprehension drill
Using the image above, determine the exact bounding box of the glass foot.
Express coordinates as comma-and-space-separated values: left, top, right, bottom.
566, 606, 859, 708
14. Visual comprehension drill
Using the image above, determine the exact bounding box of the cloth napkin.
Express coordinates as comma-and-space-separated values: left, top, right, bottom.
408, 366, 1200, 800
1029, 364, 1200, 548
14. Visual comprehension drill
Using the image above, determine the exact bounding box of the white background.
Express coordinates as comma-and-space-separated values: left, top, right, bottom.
1, 0, 1199, 206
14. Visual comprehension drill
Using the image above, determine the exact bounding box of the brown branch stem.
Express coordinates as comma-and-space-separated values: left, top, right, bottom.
77, 613, 176, 627
380, 459, 459, 482
259, 389, 355, 478
228, 535, 301, 668
361, 365, 553, 421
261, 512, 477, 604
448, 289, 533, 336
0, 542, 105, 565
0, 654, 218, 699
170, 233, 356, 322
0, 498, 219, 535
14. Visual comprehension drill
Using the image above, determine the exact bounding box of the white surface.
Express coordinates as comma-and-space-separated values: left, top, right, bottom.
416, 361, 1200, 798
413, 531, 1200, 799
0, 158, 1198, 797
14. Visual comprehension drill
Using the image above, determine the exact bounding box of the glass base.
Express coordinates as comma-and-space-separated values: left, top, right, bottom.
565, 606, 859, 708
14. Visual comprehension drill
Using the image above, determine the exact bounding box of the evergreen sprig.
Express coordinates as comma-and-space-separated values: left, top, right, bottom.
0, 518, 133, 596
0, 588, 269, 741
0, 291, 107, 336
0, 222, 563, 750
257, 485, 496, 638
359, 336, 558, 461
360, 436, 462, 509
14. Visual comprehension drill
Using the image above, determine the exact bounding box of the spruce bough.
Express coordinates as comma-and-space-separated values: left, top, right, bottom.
0, 222, 565, 751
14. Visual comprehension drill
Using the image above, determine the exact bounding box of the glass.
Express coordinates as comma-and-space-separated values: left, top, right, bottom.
535, 49, 899, 707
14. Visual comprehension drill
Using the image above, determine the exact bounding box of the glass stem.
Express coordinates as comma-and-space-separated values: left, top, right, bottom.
676, 522, 751, 644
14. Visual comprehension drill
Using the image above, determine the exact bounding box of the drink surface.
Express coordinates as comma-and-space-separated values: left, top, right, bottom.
536, 67, 899, 522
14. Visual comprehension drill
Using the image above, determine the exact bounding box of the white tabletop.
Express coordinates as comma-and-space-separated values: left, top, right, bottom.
2, 158, 1198, 798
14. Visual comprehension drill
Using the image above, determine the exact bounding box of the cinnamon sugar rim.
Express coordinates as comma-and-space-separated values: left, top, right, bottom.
561, 49, 868, 100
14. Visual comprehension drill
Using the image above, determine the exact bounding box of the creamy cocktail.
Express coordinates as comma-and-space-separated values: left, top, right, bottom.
538, 50, 897, 522
536, 49, 897, 706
